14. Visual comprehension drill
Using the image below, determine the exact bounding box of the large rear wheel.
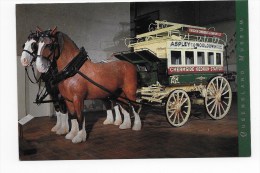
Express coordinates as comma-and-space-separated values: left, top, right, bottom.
205, 76, 232, 119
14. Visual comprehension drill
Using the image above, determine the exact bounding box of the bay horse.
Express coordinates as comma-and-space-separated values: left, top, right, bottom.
20, 30, 125, 139
20, 32, 69, 135
36, 27, 141, 143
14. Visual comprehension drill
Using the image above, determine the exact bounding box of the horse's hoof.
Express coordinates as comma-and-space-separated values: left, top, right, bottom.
65, 131, 77, 140
51, 124, 61, 132
104, 110, 114, 125
72, 130, 87, 143
56, 126, 69, 135
132, 122, 142, 131
103, 119, 114, 125
119, 122, 131, 129
114, 119, 122, 126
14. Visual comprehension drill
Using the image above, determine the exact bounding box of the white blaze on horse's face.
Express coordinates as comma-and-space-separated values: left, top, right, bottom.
20, 39, 36, 66
36, 40, 50, 73
36, 56, 50, 73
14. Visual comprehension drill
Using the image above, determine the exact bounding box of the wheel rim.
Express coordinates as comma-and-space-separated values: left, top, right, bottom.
205, 76, 232, 119
166, 90, 191, 127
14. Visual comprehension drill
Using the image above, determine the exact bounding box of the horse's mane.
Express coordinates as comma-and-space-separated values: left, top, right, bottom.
56, 32, 79, 53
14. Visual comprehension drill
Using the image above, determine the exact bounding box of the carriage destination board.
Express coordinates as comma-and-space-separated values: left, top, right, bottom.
168, 40, 224, 51
15, 0, 251, 162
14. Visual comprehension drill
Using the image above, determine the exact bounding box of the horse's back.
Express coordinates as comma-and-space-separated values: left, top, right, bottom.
95, 59, 137, 88
95, 59, 136, 77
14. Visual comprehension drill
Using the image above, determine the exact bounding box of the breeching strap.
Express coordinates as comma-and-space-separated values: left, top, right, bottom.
76, 70, 148, 107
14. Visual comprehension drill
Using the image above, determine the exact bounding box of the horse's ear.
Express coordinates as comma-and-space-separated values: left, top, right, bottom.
36, 26, 43, 32
50, 26, 57, 36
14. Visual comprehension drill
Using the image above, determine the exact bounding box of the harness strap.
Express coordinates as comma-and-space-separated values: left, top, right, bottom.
76, 70, 145, 106
22, 49, 37, 63
51, 47, 88, 85
25, 66, 41, 84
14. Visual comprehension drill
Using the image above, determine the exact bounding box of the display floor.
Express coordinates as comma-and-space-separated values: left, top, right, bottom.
19, 96, 238, 160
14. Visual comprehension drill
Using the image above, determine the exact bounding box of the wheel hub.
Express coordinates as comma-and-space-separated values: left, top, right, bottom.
175, 103, 181, 113
215, 91, 222, 102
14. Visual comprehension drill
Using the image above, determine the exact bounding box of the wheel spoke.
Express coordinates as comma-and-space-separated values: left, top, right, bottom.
218, 104, 222, 117
208, 87, 215, 95
216, 78, 219, 90
180, 112, 185, 121
180, 92, 184, 102
168, 109, 176, 118
222, 89, 230, 96
214, 103, 217, 117
219, 78, 223, 91
210, 101, 216, 114
207, 95, 215, 100
212, 81, 217, 92
221, 83, 228, 93
172, 113, 177, 123
207, 99, 215, 107
222, 100, 228, 106
220, 103, 225, 112
169, 100, 177, 106
177, 92, 180, 101
180, 98, 188, 106
171, 95, 176, 102
177, 112, 180, 124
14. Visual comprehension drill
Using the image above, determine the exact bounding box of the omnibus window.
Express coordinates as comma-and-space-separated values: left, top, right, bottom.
216, 53, 222, 65
171, 51, 182, 65
197, 52, 205, 65
208, 52, 214, 65
185, 51, 194, 65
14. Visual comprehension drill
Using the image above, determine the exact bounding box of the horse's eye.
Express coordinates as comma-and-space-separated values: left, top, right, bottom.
22, 44, 25, 49
46, 44, 54, 51
31, 42, 38, 52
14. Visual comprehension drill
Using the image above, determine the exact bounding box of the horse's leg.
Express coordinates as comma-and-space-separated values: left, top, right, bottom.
65, 115, 79, 140
56, 112, 69, 135
65, 102, 79, 140
123, 87, 142, 131
72, 97, 87, 143
51, 111, 61, 132
131, 106, 142, 131
113, 102, 122, 125
119, 104, 131, 129
53, 101, 69, 135
103, 100, 114, 125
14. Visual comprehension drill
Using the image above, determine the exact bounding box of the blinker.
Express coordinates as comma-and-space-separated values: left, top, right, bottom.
31, 42, 38, 53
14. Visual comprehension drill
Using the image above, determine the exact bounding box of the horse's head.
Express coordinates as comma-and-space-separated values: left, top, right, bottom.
20, 30, 40, 67
36, 26, 59, 73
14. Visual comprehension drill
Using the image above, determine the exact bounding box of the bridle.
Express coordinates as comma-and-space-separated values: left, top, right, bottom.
22, 32, 41, 84
22, 32, 39, 65
33, 30, 63, 104
37, 30, 60, 64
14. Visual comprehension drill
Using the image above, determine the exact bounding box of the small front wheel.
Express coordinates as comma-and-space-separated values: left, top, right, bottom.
166, 90, 191, 127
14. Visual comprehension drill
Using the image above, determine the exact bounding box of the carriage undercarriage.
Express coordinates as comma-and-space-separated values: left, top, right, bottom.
136, 76, 232, 127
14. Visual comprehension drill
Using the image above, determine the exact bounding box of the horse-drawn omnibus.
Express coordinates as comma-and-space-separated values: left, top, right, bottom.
114, 20, 232, 127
